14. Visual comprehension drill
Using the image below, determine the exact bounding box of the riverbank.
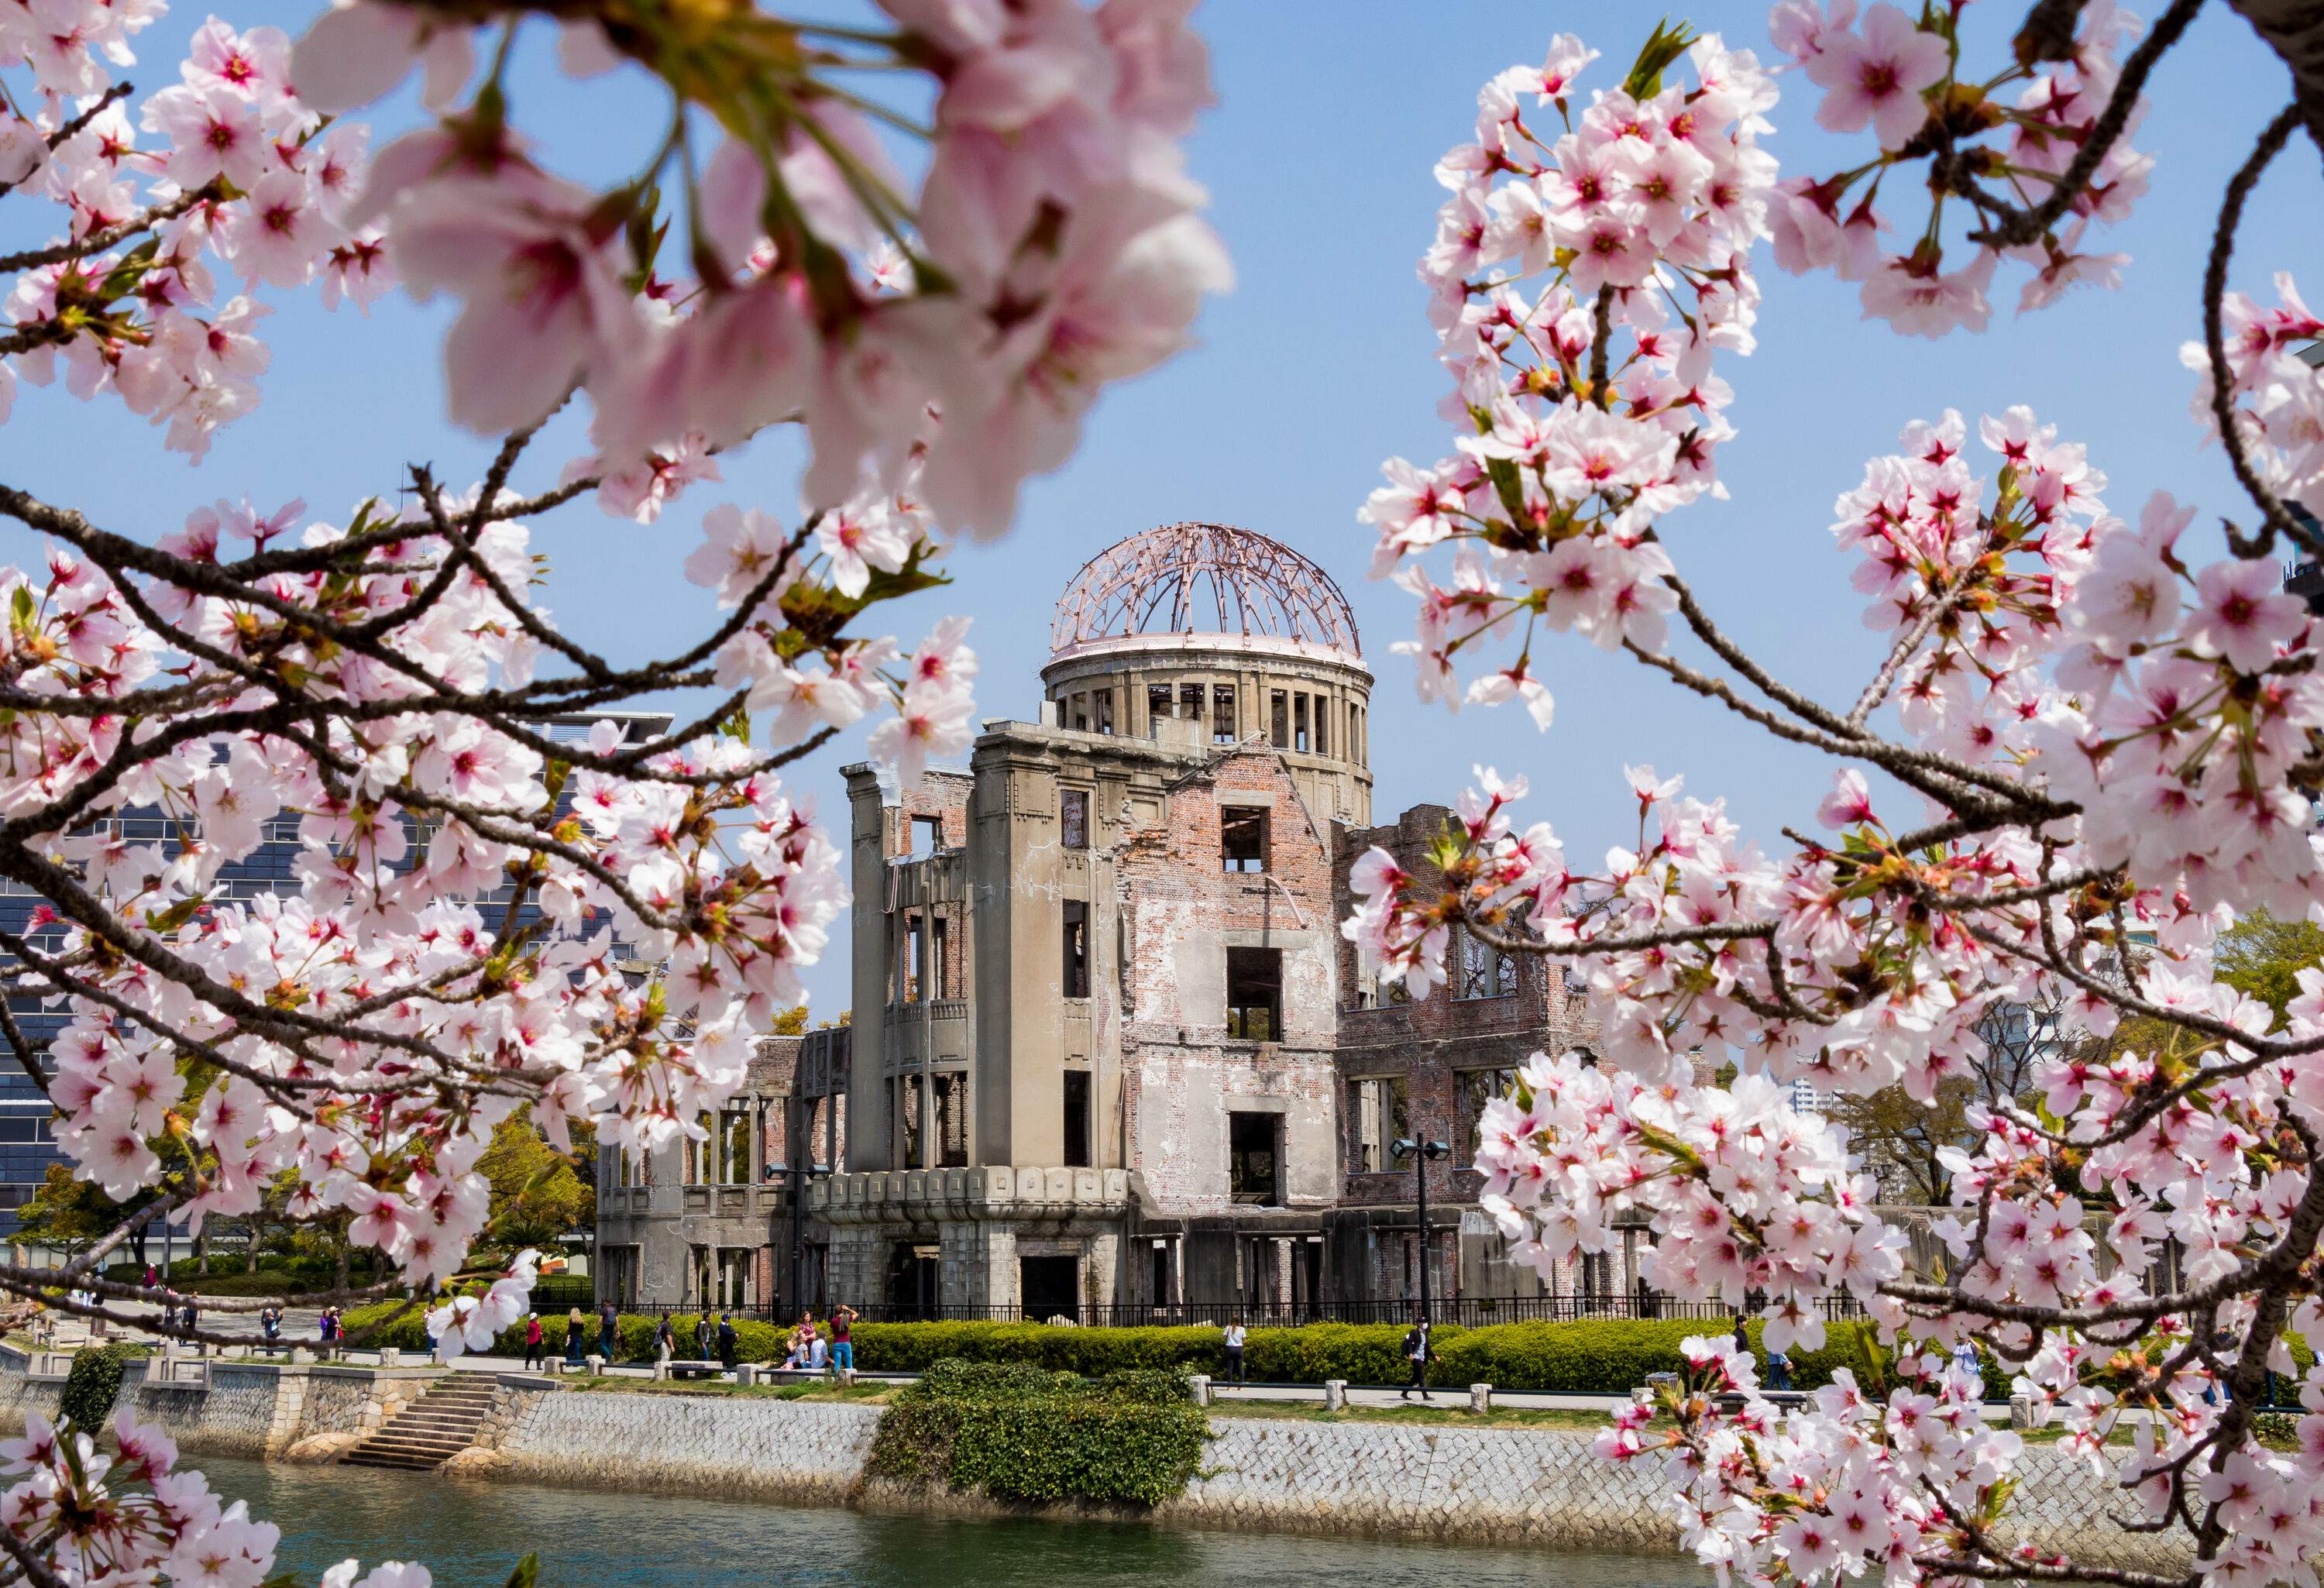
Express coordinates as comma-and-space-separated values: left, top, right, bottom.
0, 1344, 2187, 1571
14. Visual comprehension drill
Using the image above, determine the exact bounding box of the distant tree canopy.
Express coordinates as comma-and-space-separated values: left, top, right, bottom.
12, 1165, 136, 1255
478, 1112, 596, 1251
2214, 910, 2324, 1021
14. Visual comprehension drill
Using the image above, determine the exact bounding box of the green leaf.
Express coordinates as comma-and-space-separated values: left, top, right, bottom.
501, 1554, 540, 1588
10, 585, 33, 637
1624, 18, 1700, 99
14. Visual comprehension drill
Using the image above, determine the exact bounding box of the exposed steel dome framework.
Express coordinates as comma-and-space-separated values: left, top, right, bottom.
1050, 523, 1362, 657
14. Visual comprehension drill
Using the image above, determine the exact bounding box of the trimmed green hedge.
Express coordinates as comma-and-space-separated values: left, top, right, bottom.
868, 1359, 1206, 1507
59, 1343, 132, 1432
339, 1304, 1914, 1394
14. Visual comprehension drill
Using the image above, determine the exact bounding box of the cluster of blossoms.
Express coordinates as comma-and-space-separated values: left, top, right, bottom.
9, 488, 859, 1280
0, 4, 1217, 1586
293, 0, 1230, 537
1363, 28, 1780, 732
1, 1407, 433, 1588
1767, 0, 2157, 331
1351, 16, 2324, 1586
2, 12, 390, 459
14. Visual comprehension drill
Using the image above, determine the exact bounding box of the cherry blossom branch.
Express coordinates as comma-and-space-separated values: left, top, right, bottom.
2202, 103, 2316, 559
1963, 0, 2209, 249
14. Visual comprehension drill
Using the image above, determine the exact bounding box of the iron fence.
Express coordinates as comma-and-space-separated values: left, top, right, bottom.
593, 1292, 1868, 1329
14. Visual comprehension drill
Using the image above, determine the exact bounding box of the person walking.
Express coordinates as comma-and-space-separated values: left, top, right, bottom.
829, 1304, 856, 1376
1222, 1315, 1247, 1385
596, 1300, 619, 1364
522, 1314, 545, 1371
564, 1306, 587, 1368
717, 1313, 739, 1373
1767, 1343, 1793, 1391
143, 1263, 156, 1290
654, 1315, 675, 1366
1401, 1312, 1432, 1401
260, 1305, 281, 1353
693, 1312, 713, 1363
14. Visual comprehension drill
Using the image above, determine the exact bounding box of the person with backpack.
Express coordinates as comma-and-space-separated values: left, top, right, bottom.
1401, 1312, 1432, 1401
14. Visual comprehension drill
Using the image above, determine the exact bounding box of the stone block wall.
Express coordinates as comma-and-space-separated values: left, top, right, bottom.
476, 1387, 882, 1505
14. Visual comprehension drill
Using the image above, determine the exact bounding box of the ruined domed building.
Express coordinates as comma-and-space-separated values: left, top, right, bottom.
600, 524, 1617, 1319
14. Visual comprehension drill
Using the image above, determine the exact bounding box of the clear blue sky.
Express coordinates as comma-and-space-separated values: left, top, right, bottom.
3, 1, 2315, 1017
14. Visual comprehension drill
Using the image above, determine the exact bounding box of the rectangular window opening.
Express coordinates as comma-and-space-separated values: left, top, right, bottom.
1314, 696, 1328, 755
1222, 809, 1267, 874
1094, 689, 1115, 735
900, 915, 923, 1003
1212, 685, 1237, 744
1269, 691, 1288, 748
1226, 946, 1281, 1041
1294, 693, 1310, 753
899, 1074, 923, 1167
932, 915, 951, 1000
1229, 1112, 1281, 1205
935, 1073, 968, 1168
1179, 682, 1205, 721
1061, 788, 1089, 850
1061, 900, 1091, 999
1147, 683, 1172, 728
909, 814, 942, 859
1071, 692, 1089, 732
1063, 1070, 1091, 1168
1457, 1067, 1520, 1153
1352, 1075, 1409, 1174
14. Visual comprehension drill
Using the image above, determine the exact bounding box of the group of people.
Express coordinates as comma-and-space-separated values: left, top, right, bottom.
775, 1305, 856, 1374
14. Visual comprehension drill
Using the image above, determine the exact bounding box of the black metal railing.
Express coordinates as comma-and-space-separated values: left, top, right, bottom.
592, 1292, 1867, 1330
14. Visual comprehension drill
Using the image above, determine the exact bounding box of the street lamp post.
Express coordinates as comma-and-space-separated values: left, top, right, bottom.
765, 1095, 831, 1318
1391, 1137, 1452, 1325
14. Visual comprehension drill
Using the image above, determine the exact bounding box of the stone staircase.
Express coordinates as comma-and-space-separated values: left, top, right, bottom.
341, 1375, 496, 1472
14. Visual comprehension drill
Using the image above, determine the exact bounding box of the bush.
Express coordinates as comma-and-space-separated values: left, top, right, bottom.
59, 1343, 132, 1433
335, 1304, 1903, 1394
868, 1357, 1206, 1507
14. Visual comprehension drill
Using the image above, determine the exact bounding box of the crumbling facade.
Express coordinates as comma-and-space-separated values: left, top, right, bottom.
593, 1026, 849, 1308
801, 523, 1616, 1319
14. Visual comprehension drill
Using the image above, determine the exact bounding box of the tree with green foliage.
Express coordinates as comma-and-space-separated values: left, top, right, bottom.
2214, 910, 2324, 1020
479, 1114, 596, 1253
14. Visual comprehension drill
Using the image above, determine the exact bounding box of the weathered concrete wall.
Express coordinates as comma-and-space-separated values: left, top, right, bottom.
0, 1348, 442, 1461
443, 1383, 2184, 1573
462, 1386, 881, 1506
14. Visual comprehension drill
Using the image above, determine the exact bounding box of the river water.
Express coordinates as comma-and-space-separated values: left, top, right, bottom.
198, 1456, 1710, 1588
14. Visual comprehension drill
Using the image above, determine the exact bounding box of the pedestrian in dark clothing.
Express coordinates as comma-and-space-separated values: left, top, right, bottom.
1401, 1314, 1432, 1401
597, 1301, 619, 1363
1222, 1315, 1247, 1384
655, 1315, 676, 1366
717, 1313, 739, 1371
564, 1307, 587, 1366
694, 1314, 713, 1362
1733, 1315, 1749, 1356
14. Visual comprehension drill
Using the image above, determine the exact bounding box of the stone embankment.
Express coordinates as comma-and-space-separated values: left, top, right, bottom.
0, 1345, 2185, 1570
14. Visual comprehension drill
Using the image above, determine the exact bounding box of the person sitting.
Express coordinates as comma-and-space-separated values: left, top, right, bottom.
807, 1332, 830, 1373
